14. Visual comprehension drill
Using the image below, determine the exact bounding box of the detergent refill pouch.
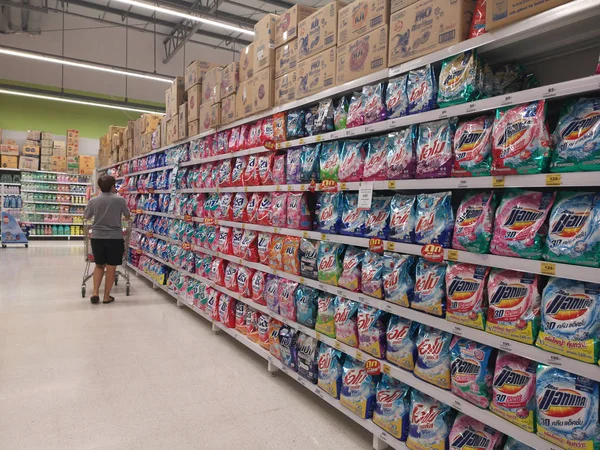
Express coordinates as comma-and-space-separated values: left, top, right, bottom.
382, 252, 415, 308
407, 65, 438, 115
389, 194, 416, 243
340, 356, 377, 419
386, 315, 419, 372
448, 413, 504, 450
357, 304, 388, 358
551, 97, 600, 173
296, 333, 319, 384
387, 126, 417, 180
414, 191, 454, 248
452, 115, 493, 177
407, 390, 455, 450
338, 246, 364, 293
414, 325, 452, 390
362, 196, 391, 239
279, 325, 298, 371
340, 192, 368, 237
544, 191, 600, 267
334, 297, 359, 348
315, 292, 337, 338
318, 343, 345, 398
452, 191, 496, 254
413, 258, 447, 317
416, 119, 456, 179
295, 285, 318, 329
373, 374, 411, 441
489, 351, 537, 433
537, 277, 600, 364
535, 365, 600, 450
319, 140, 342, 182
438, 50, 480, 108
317, 242, 345, 286
450, 337, 496, 409
315, 192, 342, 234
446, 262, 490, 330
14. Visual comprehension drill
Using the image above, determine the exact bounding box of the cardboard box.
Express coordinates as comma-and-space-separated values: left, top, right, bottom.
389, 0, 476, 67
187, 84, 202, 122
298, 1, 345, 62
67, 144, 79, 157
4, 139, 17, 145
50, 156, 66, 172
1, 155, 18, 168
296, 47, 337, 99
144, 114, 162, 134
391, 0, 418, 12
66, 156, 79, 174
275, 4, 316, 47
486, 0, 571, 31
160, 119, 167, 146
239, 44, 255, 83
236, 79, 253, 120
171, 119, 179, 144
41, 132, 53, 140
152, 127, 161, 150
0, 144, 18, 155
211, 104, 221, 128
185, 59, 215, 90
221, 94, 236, 125
21, 145, 40, 157
53, 141, 66, 150
275, 39, 298, 78
27, 130, 41, 140
25, 140, 38, 146
337, 25, 387, 84
201, 67, 222, 105
170, 77, 186, 117
79, 155, 95, 175
165, 87, 173, 119
67, 129, 79, 141
338, 0, 389, 46
40, 139, 52, 147
188, 120, 199, 136
19, 156, 39, 170
53, 147, 66, 157
41, 147, 53, 157
253, 68, 275, 113
255, 13, 278, 71
199, 103, 214, 133
274, 71, 297, 107
221, 62, 239, 97
178, 103, 188, 140
134, 135, 142, 155
41, 155, 52, 165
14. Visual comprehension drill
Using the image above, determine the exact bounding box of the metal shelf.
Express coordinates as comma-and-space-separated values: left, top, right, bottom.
23, 179, 89, 186
21, 189, 87, 196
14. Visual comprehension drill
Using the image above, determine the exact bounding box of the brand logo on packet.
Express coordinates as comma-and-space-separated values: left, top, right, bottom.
377, 389, 402, 405
318, 352, 332, 370
448, 277, 479, 300
419, 139, 446, 161
497, 119, 530, 149
409, 82, 428, 104
545, 293, 592, 320
416, 213, 435, 234
391, 211, 410, 228
538, 386, 587, 417
550, 212, 589, 238
493, 367, 530, 395
416, 271, 441, 294
457, 207, 483, 227
344, 369, 368, 387
560, 112, 600, 140
387, 324, 409, 341
411, 403, 441, 427
456, 130, 485, 160
418, 336, 444, 357
344, 209, 362, 225
366, 211, 388, 229
334, 307, 350, 323
489, 283, 528, 308
357, 312, 375, 331
450, 428, 491, 450
451, 358, 480, 383
319, 255, 335, 271
503, 207, 544, 231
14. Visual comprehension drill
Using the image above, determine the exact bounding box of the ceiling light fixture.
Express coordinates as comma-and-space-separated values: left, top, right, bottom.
0, 89, 165, 114
113, 0, 255, 35
0, 47, 173, 84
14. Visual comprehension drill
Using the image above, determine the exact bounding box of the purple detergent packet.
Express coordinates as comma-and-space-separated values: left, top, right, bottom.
362, 83, 387, 124
416, 119, 456, 179
273, 155, 286, 184
340, 192, 368, 237
362, 196, 391, 239
387, 126, 417, 180
407, 65, 437, 115
286, 147, 302, 184
358, 304, 388, 358
264, 274, 280, 313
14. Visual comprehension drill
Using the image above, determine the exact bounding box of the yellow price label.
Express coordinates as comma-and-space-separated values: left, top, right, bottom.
299, 277, 306, 284
300, 184, 306, 191
339, 182, 347, 190
315, 332, 322, 340
241, 223, 246, 229
216, 187, 220, 193
447, 249, 459, 261
284, 142, 290, 149
385, 241, 395, 251
287, 185, 293, 191
244, 186, 248, 192
316, 135, 323, 142
302, 231, 309, 238
383, 364, 391, 375
541, 262, 556, 276
272, 268, 278, 275
334, 341, 341, 350
320, 233, 326, 241
298, 138, 305, 145
276, 185, 282, 191
387, 181, 396, 189
355, 351, 364, 361
273, 227, 280, 233
492, 176, 505, 188
546, 174, 562, 186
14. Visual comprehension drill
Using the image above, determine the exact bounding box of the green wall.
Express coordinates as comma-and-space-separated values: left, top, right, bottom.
0, 80, 165, 139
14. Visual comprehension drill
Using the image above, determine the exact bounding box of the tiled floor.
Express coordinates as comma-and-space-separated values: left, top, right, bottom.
0, 242, 372, 449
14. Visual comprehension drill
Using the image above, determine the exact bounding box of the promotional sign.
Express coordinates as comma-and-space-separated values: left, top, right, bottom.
1, 212, 28, 245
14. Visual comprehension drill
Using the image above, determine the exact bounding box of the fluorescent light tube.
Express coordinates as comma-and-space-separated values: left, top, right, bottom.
0, 47, 173, 84
0, 89, 164, 114
113, 0, 255, 35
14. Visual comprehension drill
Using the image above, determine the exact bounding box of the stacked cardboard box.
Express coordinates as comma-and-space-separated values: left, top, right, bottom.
220, 62, 239, 126
186, 59, 221, 135
39, 131, 53, 170
166, 77, 185, 144
1, 142, 19, 169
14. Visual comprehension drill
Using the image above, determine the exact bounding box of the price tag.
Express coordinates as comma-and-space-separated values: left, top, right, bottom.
383, 303, 393, 313
465, 103, 477, 113
452, 325, 464, 336
336, 289, 344, 296
273, 227, 280, 234
287, 185, 293, 191
383, 364, 391, 375
451, 399, 463, 411
315, 331, 322, 340
447, 249, 459, 261
457, 179, 468, 189
365, 125, 375, 133
276, 185, 282, 191
302, 231, 309, 238
501, 95, 513, 106
272, 268, 278, 276
385, 241, 395, 251
281, 365, 289, 374
296, 375, 307, 386
299, 277, 306, 284
355, 351, 364, 361
387, 181, 396, 189
320, 233, 326, 241
339, 182, 347, 190
546, 354, 563, 367
541, 262, 556, 276
315, 387, 324, 397
318, 283, 326, 290
543, 87, 557, 98
334, 341, 341, 350
244, 186, 249, 192
438, 109, 448, 119
315, 135, 323, 142
357, 182, 373, 210
346, 129, 356, 137
300, 184, 306, 191
298, 138, 305, 145
500, 340, 513, 351
492, 176, 505, 188
546, 174, 562, 186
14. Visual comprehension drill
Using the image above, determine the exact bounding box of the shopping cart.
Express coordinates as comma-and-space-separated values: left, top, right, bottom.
81, 218, 132, 298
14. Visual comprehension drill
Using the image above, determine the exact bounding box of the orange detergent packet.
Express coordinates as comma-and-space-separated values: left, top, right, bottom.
268, 234, 285, 270
282, 236, 301, 275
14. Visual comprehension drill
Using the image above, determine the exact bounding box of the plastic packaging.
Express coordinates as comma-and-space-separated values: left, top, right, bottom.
407, 65, 437, 115
446, 262, 490, 330
452, 191, 496, 254
416, 119, 456, 178
452, 116, 493, 177
414, 325, 452, 390
414, 191, 454, 248
450, 337, 496, 408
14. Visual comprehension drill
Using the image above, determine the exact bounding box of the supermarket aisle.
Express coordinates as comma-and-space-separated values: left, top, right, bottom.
0, 242, 372, 450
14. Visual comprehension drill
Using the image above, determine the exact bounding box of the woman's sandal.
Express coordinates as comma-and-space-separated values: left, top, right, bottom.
90, 296, 100, 304
103, 296, 115, 304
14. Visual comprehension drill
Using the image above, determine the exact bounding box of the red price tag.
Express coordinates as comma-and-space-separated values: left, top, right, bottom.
319, 179, 338, 192
146, 231, 153, 238
421, 244, 444, 263
148, 188, 155, 194
203, 217, 215, 225
369, 238, 384, 253
184, 214, 193, 223
365, 359, 381, 376
182, 242, 191, 250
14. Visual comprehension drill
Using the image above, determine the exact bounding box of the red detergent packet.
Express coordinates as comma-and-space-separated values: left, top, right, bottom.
217, 226, 233, 255
217, 192, 234, 221
217, 131, 229, 154
247, 120, 263, 148
257, 193, 273, 225
251, 271, 267, 305
268, 234, 285, 270
232, 192, 249, 222
286, 192, 311, 230
237, 265, 255, 298
273, 155, 286, 184
282, 236, 301, 275
228, 126, 241, 152
210, 258, 226, 286
261, 116, 275, 145
246, 192, 263, 224
231, 156, 247, 187
469, 0, 487, 38
231, 227, 244, 258
218, 295, 236, 328
241, 229, 259, 262
224, 263, 239, 292
205, 135, 215, 157
218, 159, 233, 187
209, 291, 221, 321
258, 314, 271, 349
239, 123, 250, 149
243, 154, 259, 186
258, 152, 275, 185
246, 308, 260, 342
257, 232, 272, 265
235, 302, 248, 333
271, 192, 288, 228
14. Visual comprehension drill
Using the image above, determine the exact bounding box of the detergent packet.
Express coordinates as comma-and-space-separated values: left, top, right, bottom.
450, 337, 496, 409
319, 141, 342, 181
537, 277, 600, 364
300, 238, 320, 280
382, 253, 415, 307
340, 193, 368, 237
364, 135, 390, 181
334, 96, 349, 130
504, 437, 535, 450
338, 246, 364, 292
373, 375, 411, 440
452, 115, 493, 177
300, 144, 321, 183
340, 356, 377, 419
551, 97, 600, 172
278, 325, 298, 371
315, 192, 342, 234
446, 262, 490, 330
407, 65, 437, 115
295, 285, 318, 329
413, 258, 447, 317
387, 126, 417, 180
282, 236, 301, 275
490, 189, 555, 259
386, 75, 408, 118
389, 194, 416, 243
334, 297, 359, 347
438, 50, 480, 107
269, 319, 283, 360
486, 269, 541, 345
489, 351, 537, 432
414, 191, 454, 248
286, 147, 302, 184
452, 191, 496, 254
357, 304, 388, 358
315, 292, 337, 338
544, 191, 600, 267
317, 242, 345, 286
407, 390, 455, 450
339, 139, 366, 182
491, 100, 552, 175
278, 280, 298, 322
386, 316, 418, 372
449, 413, 504, 450
318, 344, 345, 398
362, 196, 391, 239
362, 250, 384, 299
535, 365, 600, 450
416, 119, 456, 179
296, 333, 319, 384
258, 315, 271, 350
264, 274, 280, 313
414, 325, 452, 390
